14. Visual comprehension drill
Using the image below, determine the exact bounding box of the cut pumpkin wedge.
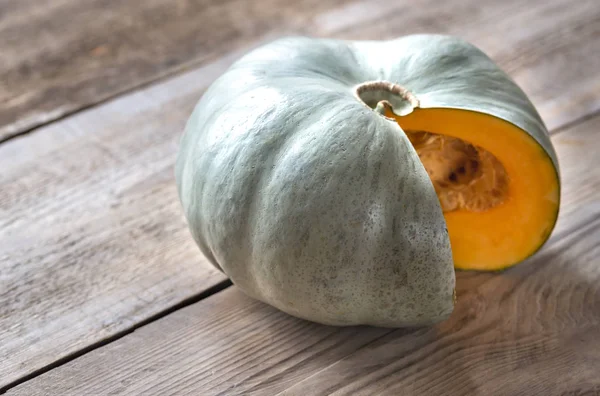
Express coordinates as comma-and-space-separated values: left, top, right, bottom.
388, 107, 560, 271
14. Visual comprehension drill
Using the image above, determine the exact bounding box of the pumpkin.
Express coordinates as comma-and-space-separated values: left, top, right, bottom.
175, 35, 560, 327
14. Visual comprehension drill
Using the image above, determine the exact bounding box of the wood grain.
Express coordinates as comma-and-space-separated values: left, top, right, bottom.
2, 0, 600, 391
7, 113, 600, 396
0, 0, 348, 141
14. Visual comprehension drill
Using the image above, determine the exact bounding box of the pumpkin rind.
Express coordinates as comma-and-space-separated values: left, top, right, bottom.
176, 34, 558, 326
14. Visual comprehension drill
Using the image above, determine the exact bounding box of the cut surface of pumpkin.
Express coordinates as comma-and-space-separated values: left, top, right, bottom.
389, 107, 560, 271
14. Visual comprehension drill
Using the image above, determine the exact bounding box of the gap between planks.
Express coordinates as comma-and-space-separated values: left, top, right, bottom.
0, 55, 224, 146
0, 32, 285, 146
0, 280, 232, 395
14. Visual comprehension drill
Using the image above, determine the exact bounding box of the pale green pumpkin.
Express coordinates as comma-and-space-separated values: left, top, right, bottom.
175, 35, 560, 327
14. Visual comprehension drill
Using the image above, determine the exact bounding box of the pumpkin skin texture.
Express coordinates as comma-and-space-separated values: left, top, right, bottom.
176, 35, 560, 327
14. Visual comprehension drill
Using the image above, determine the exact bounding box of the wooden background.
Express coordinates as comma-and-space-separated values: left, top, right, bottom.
1, 0, 599, 394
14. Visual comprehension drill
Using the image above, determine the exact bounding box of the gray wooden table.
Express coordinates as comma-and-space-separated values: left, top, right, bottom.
1, 0, 600, 394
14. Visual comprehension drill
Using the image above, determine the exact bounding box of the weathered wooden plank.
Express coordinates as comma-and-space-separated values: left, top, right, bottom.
6, 112, 600, 396
0, 0, 350, 141
2, 0, 599, 391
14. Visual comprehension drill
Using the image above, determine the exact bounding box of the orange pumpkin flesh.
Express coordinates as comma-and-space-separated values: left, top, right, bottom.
389, 108, 560, 271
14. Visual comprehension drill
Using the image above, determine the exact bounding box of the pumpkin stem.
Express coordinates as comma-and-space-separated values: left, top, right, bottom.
373, 100, 391, 115
355, 81, 419, 117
